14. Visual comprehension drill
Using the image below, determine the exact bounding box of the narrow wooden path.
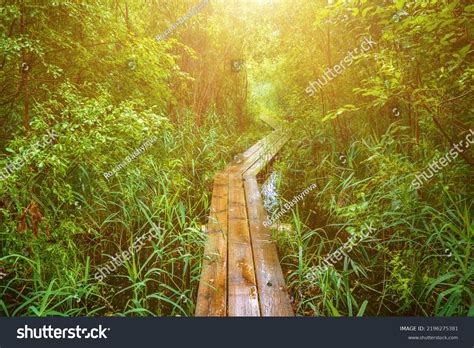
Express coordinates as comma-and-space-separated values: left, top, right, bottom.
196, 119, 294, 316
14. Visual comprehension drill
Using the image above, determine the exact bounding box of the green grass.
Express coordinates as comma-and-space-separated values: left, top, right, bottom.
271, 124, 473, 317
0, 89, 261, 317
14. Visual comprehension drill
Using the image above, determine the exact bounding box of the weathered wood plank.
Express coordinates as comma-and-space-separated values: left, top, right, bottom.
195, 172, 228, 316
196, 119, 291, 317
227, 173, 260, 316
244, 175, 294, 316
244, 133, 289, 177
228, 131, 281, 175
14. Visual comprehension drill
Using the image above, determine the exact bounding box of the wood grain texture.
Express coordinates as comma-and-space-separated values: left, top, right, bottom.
244, 133, 289, 177
243, 175, 294, 316
195, 172, 228, 316
196, 118, 293, 317
227, 173, 260, 316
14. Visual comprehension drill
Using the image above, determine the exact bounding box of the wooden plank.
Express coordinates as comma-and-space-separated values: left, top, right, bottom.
196, 120, 291, 317
196, 132, 278, 316
244, 175, 294, 316
241, 137, 266, 157
227, 132, 280, 175
227, 173, 260, 316
195, 172, 228, 316
244, 133, 289, 177
241, 126, 293, 316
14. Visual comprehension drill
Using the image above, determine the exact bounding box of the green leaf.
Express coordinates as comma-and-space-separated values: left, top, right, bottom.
357, 300, 368, 317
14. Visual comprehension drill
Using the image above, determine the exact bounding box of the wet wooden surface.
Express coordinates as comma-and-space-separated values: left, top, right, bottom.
196, 119, 293, 317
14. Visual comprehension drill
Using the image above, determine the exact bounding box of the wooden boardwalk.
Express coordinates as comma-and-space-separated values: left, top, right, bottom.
195, 119, 293, 316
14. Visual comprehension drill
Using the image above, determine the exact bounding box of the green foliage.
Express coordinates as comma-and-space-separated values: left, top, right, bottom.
253, 0, 472, 316
0, 0, 472, 318
0, 0, 256, 316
